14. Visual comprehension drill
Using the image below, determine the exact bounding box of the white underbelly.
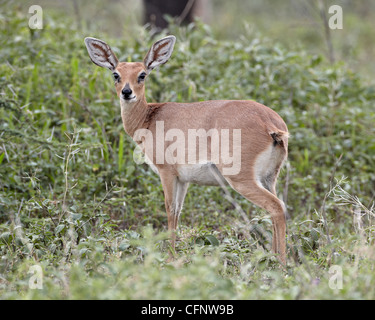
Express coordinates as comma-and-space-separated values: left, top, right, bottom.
177, 163, 226, 186
144, 154, 226, 186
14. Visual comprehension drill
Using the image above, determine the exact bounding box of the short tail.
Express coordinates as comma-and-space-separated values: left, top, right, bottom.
269, 130, 289, 148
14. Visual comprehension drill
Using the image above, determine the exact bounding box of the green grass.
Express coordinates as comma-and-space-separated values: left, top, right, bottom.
1, 3, 375, 299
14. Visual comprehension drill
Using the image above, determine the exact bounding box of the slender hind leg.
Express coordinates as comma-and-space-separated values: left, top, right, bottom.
260, 171, 285, 254
225, 177, 287, 264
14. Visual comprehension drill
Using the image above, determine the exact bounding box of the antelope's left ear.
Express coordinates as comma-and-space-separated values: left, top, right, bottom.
143, 35, 176, 75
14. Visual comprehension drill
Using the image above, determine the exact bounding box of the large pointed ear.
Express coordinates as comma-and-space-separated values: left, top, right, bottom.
84, 37, 119, 71
143, 35, 176, 74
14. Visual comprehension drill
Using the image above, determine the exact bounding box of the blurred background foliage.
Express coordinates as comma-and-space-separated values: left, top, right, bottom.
0, 0, 374, 299
26, 0, 375, 80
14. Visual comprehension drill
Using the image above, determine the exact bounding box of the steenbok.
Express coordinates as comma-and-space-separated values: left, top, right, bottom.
85, 35, 289, 263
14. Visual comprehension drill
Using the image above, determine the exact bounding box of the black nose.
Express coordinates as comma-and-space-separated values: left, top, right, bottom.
122, 86, 133, 99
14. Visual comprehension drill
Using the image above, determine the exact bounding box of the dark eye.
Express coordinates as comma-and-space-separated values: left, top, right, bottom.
113, 72, 120, 82
138, 72, 146, 83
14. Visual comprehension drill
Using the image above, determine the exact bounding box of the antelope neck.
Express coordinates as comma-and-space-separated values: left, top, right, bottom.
120, 97, 150, 137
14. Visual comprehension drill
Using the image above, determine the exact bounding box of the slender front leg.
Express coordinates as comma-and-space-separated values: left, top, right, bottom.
159, 171, 189, 257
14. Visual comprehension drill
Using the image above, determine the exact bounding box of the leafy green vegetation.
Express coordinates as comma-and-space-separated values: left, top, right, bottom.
1, 3, 374, 299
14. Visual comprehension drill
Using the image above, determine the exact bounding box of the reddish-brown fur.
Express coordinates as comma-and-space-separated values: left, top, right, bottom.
85, 37, 289, 264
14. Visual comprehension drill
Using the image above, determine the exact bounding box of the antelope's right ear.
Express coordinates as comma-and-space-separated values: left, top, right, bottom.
84, 37, 119, 71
